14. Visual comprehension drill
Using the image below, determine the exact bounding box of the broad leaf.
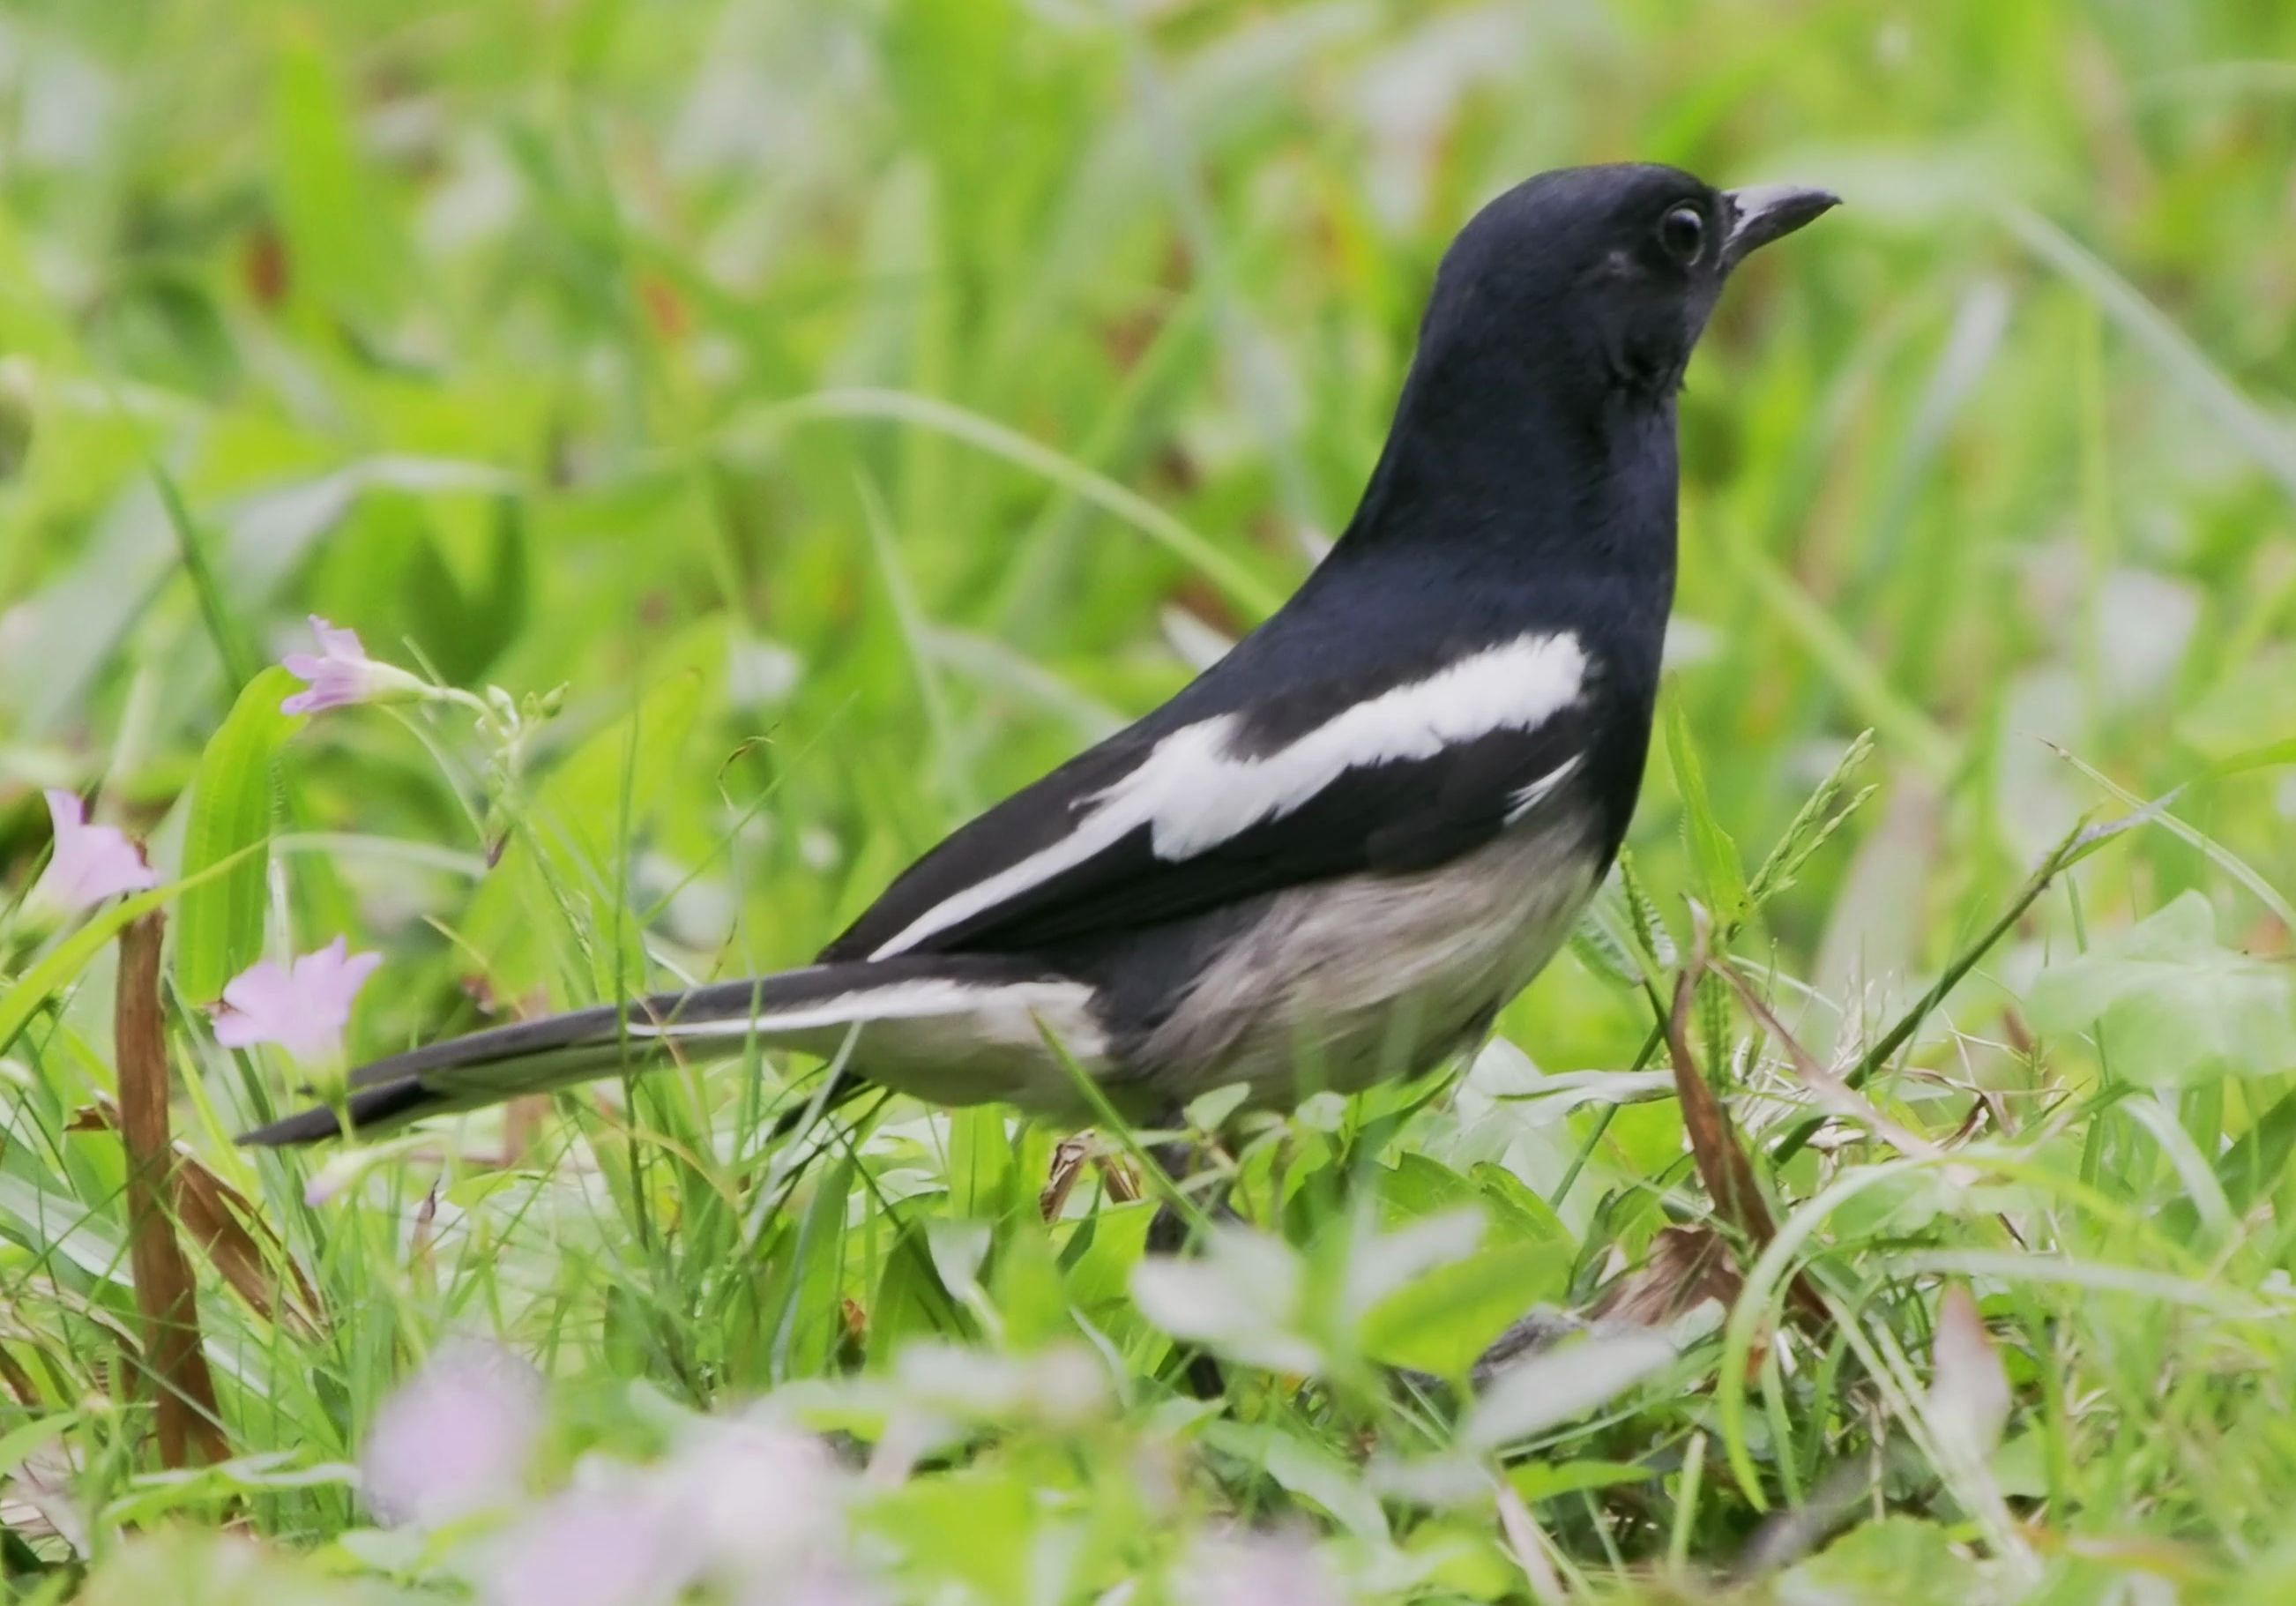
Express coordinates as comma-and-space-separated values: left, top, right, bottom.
1462, 1326, 1681, 1451
175, 668, 304, 1003
2024, 892, 2296, 1085
1131, 1226, 1320, 1376
1360, 1240, 1572, 1378
1781, 1516, 1978, 1606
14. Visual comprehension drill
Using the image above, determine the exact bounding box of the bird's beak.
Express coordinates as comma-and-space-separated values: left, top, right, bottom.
1720, 183, 1840, 267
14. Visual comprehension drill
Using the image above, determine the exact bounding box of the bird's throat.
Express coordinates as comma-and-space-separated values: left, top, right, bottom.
1338, 369, 1681, 602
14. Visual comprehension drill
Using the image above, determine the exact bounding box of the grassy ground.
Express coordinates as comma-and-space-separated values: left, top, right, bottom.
3, 0, 2296, 1600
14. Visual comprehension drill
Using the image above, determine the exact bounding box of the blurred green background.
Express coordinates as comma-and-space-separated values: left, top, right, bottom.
2, 1, 2296, 1596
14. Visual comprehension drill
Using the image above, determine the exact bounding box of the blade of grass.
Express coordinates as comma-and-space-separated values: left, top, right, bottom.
2048, 743, 2296, 932
2002, 203, 2296, 507
175, 669, 306, 1003
145, 459, 259, 691
1770, 806, 2156, 1163
1718, 527, 1957, 782
727, 389, 1283, 617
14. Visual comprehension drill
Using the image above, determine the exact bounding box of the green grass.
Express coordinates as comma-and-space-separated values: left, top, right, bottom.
3, 0, 2296, 1601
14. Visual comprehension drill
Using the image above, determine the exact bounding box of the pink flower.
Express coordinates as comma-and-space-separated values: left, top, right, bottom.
660, 1413, 848, 1580
212, 937, 382, 1064
749, 1565, 887, 1606
363, 1340, 545, 1528
478, 1429, 873, 1606
482, 1475, 683, 1606
26, 790, 159, 918
281, 616, 429, 715
1181, 1530, 1348, 1606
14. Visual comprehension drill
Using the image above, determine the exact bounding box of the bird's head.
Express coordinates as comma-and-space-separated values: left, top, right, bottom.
1420, 163, 1838, 405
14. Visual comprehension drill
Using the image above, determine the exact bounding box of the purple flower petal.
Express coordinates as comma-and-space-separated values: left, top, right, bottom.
27, 789, 159, 917
362, 1340, 545, 1528
312, 616, 367, 660
278, 615, 427, 715
750, 1565, 888, 1606
212, 961, 294, 1046
483, 1476, 685, 1606
660, 1414, 847, 1580
1182, 1530, 1348, 1606
212, 937, 382, 1063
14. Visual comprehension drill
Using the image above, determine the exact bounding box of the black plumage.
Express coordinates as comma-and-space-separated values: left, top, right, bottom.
242, 163, 1834, 1148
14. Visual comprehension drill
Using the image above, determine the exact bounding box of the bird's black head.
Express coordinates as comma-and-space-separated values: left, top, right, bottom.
1420, 163, 1838, 403
1327, 161, 1834, 593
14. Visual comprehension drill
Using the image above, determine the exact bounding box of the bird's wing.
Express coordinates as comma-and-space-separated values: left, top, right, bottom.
822, 629, 1597, 960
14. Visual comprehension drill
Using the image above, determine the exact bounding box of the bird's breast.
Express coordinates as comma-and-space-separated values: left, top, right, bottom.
1129, 807, 1606, 1108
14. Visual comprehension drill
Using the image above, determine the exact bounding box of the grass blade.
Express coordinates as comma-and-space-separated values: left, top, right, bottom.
727, 389, 1284, 617
174, 668, 305, 1003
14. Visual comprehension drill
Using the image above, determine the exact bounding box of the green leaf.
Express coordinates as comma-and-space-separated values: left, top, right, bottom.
862, 1468, 1032, 1602
1200, 1420, 1390, 1539
986, 1214, 1070, 1348
270, 30, 404, 319
1507, 1458, 1654, 1504
2213, 736, 2296, 778
869, 1220, 973, 1360
1375, 1152, 1487, 1224
0, 1409, 76, 1486
768, 1151, 856, 1379
1781, 1516, 1977, 1606
1569, 908, 1647, 990
1468, 1162, 1573, 1248
1360, 1241, 1571, 1378
2180, 647, 2296, 763
0, 1171, 129, 1282
148, 459, 258, 687
2161, 1084, 2296, 1243
175, 667, 306, 1003
947, 1105, 1015, 1220
2024, 892, 2296, 1085
1661, 696, 1748, 927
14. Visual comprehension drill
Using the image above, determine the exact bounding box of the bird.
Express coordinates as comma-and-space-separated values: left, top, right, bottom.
241, 163, 1836, 1151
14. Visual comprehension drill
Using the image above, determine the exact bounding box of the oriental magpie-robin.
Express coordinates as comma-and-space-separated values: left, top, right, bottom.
242, 164, 1836, 1148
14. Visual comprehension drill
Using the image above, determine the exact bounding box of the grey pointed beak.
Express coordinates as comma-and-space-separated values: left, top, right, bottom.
1720, 182, 1839, 267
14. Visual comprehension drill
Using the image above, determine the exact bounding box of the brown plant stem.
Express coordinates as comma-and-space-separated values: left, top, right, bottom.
1666, 920, 1826, 1326
116, 913, 228, 1468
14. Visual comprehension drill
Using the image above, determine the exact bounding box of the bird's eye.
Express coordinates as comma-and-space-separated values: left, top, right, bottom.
1657, 204, 1707, 265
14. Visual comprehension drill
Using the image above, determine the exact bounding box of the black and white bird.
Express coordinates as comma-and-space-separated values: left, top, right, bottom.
242, 164, 1835, 1149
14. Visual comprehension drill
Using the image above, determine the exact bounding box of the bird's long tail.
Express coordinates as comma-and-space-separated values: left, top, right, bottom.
235, 954, 1062, 1147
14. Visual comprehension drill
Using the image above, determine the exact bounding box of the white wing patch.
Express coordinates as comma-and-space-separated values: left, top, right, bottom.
868, 631, 1588, 959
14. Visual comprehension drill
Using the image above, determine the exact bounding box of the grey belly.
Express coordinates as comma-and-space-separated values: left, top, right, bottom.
1124, 816, 1603, 1109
